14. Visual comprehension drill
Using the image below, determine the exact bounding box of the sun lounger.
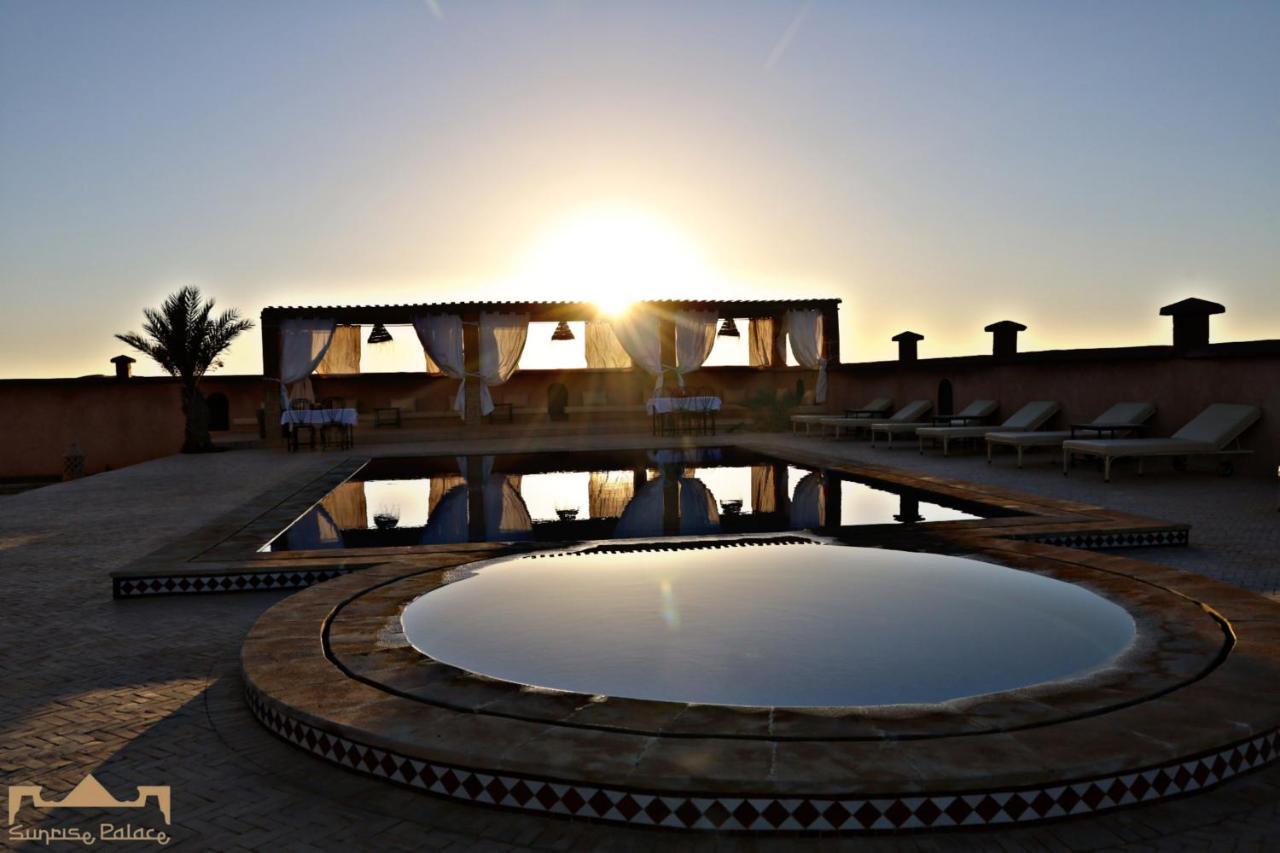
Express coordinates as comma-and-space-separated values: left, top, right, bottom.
821, 399, 930, 440
870, 400, 996, 448
791, 397, 891, 434
986, 402, 1155, 467
917, 401, 1059, 456
1062, 403, 1261, 482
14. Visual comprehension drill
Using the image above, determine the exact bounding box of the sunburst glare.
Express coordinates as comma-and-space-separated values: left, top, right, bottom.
513, 206, 718, 309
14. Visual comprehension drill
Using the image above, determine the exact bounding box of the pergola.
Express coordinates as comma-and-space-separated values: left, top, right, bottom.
261, 297, 840, 427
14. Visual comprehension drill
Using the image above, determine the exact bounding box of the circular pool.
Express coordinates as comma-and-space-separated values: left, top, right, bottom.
401, 543, 1136, 706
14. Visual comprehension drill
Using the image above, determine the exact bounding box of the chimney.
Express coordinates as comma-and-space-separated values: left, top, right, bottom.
984, 321, 1026, 358
891, 331, 924, 363
1159, 297, 1224, 353
111, 355, 135, 381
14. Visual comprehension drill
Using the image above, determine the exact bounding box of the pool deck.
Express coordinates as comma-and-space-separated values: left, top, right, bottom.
3, 431, 1279, 850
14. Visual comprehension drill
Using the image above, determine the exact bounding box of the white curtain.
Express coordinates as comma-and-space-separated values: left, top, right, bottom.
413, 315, 467, 416
279, 318, 337, 408
428, 474, 467, 515
614, 475, 721, 537
484, 475, 534, 541
678, 477, 721, 535
749, 317, 776, 368
421, 485, 469, 544
585, 321, 632, 369
477, 313, 529, 416
420, 471, 533, 544
790, 472, 826, 529
610, 310, 664, 390
786, 309, 828, 403
674, 310, 717, 385
614, 477, 664, 538
285, 504, 344, 550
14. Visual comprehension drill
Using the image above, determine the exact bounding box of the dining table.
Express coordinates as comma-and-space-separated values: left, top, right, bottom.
647, 396, 722, 436
281, 407, 358, 451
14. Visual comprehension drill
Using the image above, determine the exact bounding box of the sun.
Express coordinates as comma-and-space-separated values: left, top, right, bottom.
512, 206, 716, 313
593, 292, 634, 318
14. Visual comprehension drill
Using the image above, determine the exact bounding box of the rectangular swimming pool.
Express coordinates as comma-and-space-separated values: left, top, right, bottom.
263, 447, 1013, 551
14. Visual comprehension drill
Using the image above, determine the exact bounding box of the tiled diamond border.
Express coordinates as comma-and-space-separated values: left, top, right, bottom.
245, 685, 1279, 833
1018, 529, 1190, 549
114, 567, 351, 598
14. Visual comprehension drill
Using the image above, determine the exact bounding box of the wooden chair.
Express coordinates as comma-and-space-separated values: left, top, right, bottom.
318, 398, 350, 450
288, 398, 317, 452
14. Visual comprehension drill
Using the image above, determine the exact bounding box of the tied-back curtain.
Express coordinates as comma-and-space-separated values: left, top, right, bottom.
748, 317, 776, 367
427, 474, 467, 515
585, 321, 632, 369
785, 309, 828, 403
413, 315, 466, 415
279, 318, 337, 407
477, 313, 529, 416
610, 310, 664, 390
320, 481, 367, 531
674, 310, 717, 385
588, 470, 634, 518
751, 465, 776, 514
315, 324, 361, 375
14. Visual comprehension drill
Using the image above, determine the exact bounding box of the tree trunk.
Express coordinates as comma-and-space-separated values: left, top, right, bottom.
181, 381, 215, 453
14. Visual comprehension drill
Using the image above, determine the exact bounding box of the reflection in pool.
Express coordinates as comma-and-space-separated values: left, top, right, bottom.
265, 448, 1000, 551
402, 543, 1137, 707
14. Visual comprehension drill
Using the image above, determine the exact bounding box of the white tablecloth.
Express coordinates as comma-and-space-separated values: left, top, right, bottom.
281, 408, 358, 426
646, 396, 722, 415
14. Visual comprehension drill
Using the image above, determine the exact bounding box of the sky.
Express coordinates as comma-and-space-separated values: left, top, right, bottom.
1, 0, 1277, 377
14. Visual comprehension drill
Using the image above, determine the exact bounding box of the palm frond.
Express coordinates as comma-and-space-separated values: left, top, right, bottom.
115, 286, 254, 381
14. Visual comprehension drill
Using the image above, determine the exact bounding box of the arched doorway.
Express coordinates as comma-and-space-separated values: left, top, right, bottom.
936, 380, 953, 417
207, 392, 230, 431
547, 383, 569, 421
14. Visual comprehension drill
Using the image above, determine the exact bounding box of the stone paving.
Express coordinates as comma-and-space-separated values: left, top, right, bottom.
2, 433, 1278, 851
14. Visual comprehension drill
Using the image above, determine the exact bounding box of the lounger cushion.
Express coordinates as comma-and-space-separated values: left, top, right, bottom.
871, 421, 932, 433
1092, 402, 1156, 426
953, 400, 998, 419
862, 397, 893, 413
1171, 404, 1261, 448
999, 401, 1059, 431
916, 425, 991, 439
888, 400, 933, 422
1062, 438, 1214, 457
920, 401, 1058, 439
819, 416, 875, 426
987, 430, 1073, 446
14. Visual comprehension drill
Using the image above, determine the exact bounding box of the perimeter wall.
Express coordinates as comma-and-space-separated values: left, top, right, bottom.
1, 341, 1276, 479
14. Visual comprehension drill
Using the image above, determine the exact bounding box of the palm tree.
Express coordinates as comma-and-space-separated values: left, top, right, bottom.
116, 286, 254, 453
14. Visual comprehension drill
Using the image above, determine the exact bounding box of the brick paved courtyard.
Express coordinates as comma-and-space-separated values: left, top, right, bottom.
2, 434, 1278, 851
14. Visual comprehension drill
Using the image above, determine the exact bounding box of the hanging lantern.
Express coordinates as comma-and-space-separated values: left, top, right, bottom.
717, 317, 740, 337
551, 320, 575, 341
367, 323, 393, 344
